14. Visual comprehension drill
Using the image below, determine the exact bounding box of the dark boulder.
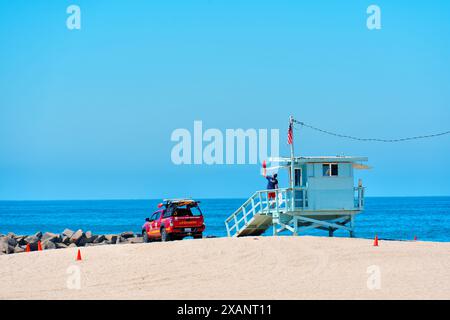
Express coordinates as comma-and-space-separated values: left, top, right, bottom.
14, 246, 25, 254
116, 236, 128, 244
16, 236, 27, 246
0, 242, 15, 254
8, 236, 18, 247
7, 232, 16, 238
120, 231, 135, 239
85, 231, 98, 244
93, 235, 105, 244
62, 228, 74, 238
104, 234, 118, 244
77, 236, 89, 247
1, 236, 17, 248
128, 237, 143, 244
70, 229, 85, 244
24, 235, 39, 245
62, 236, 71, 245
24, 237, 39, 251
42, 240, 56, 250
56, 243, 68, 249
42, 232, 61, 243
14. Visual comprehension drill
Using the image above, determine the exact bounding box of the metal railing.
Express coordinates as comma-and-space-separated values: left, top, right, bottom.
354, 186, 365, 209
224, 187, 307, 237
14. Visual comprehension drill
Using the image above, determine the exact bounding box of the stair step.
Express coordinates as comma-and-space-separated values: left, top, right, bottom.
236, 214, 273, 237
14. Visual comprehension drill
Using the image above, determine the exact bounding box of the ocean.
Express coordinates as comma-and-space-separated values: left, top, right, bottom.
1, 197, 450, 242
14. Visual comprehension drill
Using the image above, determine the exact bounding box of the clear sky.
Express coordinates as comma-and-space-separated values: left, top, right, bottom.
1, 0, 449, 200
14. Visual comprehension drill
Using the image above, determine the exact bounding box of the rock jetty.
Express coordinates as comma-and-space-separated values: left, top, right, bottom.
0, 230, 143, 255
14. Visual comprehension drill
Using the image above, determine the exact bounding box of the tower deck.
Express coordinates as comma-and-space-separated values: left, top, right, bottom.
225, 186, 365, 237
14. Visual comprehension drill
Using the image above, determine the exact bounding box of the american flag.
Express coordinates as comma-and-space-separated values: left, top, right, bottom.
287, 122, 293, 145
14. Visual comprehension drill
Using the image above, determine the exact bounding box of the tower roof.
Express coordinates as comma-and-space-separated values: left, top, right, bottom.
269, 156, 368, 164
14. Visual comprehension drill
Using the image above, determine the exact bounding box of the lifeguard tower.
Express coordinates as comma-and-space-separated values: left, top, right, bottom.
225, 117, 368, 238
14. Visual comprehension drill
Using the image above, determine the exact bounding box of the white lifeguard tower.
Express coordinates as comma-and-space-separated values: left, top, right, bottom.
225, 117, 368, 238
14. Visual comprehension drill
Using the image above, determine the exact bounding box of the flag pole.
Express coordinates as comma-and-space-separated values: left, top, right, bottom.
289, 115, 295, 189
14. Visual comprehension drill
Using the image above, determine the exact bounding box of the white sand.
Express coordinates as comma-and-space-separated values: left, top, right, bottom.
1, 236, 449, 299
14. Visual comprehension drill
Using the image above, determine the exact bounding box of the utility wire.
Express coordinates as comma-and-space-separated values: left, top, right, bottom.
293, 119, 450, 142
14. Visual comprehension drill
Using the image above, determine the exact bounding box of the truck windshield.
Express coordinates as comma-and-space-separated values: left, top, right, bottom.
170, 204, 202, 217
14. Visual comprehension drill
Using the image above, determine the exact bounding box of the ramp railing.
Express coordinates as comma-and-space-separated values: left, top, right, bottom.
225, 187, 308, 237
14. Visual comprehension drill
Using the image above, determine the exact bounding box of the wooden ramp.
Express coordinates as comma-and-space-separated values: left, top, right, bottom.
234, 214, 273, 237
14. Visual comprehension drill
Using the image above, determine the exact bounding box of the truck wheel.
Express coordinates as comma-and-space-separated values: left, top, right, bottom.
193, 233, 203, 239
142, 231, 150, 243
161, 228, 171, 242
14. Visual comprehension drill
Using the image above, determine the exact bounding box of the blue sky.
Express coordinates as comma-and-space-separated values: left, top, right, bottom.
1, 0, 449, 200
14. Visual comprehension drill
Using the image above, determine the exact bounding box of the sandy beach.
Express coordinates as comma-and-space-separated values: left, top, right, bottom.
1, 236, 449, 299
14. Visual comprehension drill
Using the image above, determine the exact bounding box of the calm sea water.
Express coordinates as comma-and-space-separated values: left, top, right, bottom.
1, 197, 449, 242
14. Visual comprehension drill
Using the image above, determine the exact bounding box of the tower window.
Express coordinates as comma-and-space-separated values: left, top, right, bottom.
323, 163, 338, 176
294, 169, 302, 186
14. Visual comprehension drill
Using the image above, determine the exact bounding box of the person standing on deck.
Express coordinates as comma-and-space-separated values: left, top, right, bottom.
262, 160, 278, 201
266, 173, 278, 200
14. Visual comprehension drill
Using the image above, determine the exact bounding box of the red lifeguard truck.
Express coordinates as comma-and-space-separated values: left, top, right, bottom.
142, 199, 206, 242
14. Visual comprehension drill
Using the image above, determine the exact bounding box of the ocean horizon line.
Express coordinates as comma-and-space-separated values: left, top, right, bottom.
1, 195, 450, 202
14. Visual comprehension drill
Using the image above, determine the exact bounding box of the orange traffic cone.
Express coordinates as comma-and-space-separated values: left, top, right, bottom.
373, 235, 379, 246
37, 241, 42, 251
25, 244, 31, 252
76, 249, 82, 261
